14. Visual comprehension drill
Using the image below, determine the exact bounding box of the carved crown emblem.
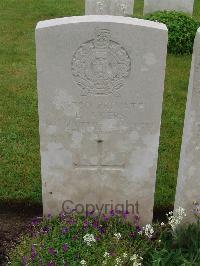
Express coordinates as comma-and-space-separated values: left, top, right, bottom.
71, 29, 131, 96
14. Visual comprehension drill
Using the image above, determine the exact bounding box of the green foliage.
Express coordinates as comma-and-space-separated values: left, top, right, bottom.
150, 222, 200, 265
8, 213, 200, 265
144, 11, 200, 55
174, 221, 200, 261
8, 213, 147, 265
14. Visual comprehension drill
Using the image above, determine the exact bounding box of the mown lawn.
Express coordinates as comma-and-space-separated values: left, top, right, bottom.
0, 0, 200, 212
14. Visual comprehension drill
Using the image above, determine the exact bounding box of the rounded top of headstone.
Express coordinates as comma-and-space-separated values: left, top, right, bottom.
36, 15, 168, 32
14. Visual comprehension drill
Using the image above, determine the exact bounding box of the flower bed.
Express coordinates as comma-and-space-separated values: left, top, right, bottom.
8, 206, 200, 265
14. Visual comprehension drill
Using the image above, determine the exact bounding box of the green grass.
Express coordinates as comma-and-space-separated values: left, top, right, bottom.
0, 0, 84, 204
0, 1, 200, 210
194, 0, 200, 21
134, 0, 144, 16
155, 54, 191, 208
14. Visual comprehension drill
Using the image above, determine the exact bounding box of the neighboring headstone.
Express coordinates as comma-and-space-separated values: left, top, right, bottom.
174, 28, 200, 223
36, 15, 167, 224
85, 0, 134, 16
144, 0, 194, 15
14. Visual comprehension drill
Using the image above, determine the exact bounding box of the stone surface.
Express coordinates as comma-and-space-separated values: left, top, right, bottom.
85, 0, 134, 16
144, 0, 194, 15
36, 15, 168, 224
174, 28, 200, 223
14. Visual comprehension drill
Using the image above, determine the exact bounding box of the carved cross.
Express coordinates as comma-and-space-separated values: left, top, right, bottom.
73, 140, 125, 171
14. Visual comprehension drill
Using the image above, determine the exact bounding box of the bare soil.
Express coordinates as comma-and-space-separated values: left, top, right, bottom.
0, 202, 42, 265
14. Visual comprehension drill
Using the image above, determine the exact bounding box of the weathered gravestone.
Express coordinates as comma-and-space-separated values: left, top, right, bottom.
85, 0, 134, 16
144, 0, 194, 15
174, 28, 200, 223
36, 16, 167, 224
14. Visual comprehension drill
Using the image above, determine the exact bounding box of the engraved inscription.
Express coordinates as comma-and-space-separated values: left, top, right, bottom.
64, 100, 149, 133
71, 29, 131, 96
96, 1, 105, 13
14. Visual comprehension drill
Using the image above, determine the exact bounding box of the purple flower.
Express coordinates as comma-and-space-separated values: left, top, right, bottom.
109, 209, 115, 216
86, 210, 95, 216
48, 247, 55, 256
31, 245, 37, 261
21, 256, 27, 266
62, 243, 68, 252
92, 221, 98, 229
136, 225, 142, 232
59, 212, 66, 221
122, 211, 129, 219
98, 227, 105, 234
65, 217, 75, 225
61, 227, 68, 235
102, 215, 109, 222
129, 232, 135, 238
41, 226, 49, 234
31, 217, 40, 226
83, 220, 89, 228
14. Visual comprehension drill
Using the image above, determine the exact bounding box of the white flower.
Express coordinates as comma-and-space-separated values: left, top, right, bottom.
123, 252, 128, 258
167, 207, 186, 230
161, 222, 165, 226
130, 254, 143, 266
115, 257, 122, 265
130, 254, 137, 261
80, 260, 87, 265
138, 230, 143, 235
103, 252, 110, 258
114, 232, 121, 240
83, 233, 96, 246
143, 224, 154, 238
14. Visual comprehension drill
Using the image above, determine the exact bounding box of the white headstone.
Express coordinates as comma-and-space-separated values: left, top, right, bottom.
36, 16, 167, 224
174, 28, 200, 223
144, 0, 194, 15
85, 0, 134, 16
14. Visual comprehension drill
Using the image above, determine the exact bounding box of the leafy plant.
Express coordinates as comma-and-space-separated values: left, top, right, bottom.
144, 11, 200, 55
8, 209, 200, 265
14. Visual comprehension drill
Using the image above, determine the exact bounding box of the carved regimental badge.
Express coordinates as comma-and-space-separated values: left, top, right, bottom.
71, 29, 131, 96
